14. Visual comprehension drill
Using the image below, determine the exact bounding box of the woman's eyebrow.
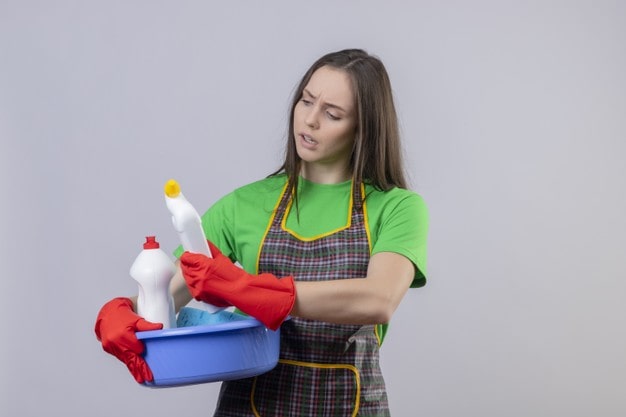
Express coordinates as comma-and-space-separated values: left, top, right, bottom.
303, 88, 347, 113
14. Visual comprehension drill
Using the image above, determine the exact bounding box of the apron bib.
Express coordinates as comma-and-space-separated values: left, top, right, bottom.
214, 182, 389, 417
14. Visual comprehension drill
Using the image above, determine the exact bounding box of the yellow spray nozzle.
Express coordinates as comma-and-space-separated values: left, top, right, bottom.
164, 179, 181, 198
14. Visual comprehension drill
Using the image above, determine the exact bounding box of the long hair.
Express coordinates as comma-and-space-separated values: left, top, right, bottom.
272, 49, 407, 209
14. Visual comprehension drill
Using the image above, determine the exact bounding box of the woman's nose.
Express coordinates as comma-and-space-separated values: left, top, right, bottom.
304, 106, 320, 129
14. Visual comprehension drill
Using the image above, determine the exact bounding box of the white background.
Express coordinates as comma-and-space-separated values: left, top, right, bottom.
1, 1, 625, 416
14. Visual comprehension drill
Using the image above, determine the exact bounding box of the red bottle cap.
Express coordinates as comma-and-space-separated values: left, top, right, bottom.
143, 236, 160, 249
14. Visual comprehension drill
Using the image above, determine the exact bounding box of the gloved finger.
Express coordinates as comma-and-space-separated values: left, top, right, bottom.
125, 352, 153, 383
180, 251, 211, 268
206, 240, 224, 257
194, 294, 232, 308
135, 318, 163, 333
102, 326, 144, 356
94, 317, 105, 341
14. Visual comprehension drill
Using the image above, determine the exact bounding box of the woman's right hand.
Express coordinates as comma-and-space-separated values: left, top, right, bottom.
94, 297, 163, 383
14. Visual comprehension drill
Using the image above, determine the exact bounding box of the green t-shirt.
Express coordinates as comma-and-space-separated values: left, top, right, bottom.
175, 174, 428, 287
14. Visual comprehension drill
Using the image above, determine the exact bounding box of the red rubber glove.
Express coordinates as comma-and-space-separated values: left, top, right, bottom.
180, 241, 296, 331
94, 297, 163, 383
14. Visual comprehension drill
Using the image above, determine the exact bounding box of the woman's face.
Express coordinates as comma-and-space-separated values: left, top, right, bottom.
293, 65, 357, 180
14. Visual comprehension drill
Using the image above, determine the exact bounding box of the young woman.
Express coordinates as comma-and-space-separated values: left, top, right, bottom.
95, 48, 428, 416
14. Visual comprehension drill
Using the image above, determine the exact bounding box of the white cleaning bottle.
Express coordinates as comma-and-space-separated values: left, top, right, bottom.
164, 179, 222, 314
130, 236, 177, 328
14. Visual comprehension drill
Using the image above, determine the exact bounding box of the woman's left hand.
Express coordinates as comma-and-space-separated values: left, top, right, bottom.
180, 240, 296, 330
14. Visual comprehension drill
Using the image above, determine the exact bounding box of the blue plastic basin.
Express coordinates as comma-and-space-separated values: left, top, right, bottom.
136, 318, 280, 387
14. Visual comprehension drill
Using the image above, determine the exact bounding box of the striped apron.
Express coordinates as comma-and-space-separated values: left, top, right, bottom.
214, 182, 389, 416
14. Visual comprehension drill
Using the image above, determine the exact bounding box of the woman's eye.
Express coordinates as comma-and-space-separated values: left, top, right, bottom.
301, 98, 313, 106
327, 112, 340, 120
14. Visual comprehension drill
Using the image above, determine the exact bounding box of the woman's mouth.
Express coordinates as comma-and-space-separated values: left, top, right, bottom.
299, 134, 318, 149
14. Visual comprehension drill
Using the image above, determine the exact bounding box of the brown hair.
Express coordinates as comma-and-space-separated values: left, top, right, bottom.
272, 48, 407, 208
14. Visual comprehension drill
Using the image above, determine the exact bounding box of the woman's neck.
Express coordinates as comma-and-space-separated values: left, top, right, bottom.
300, 163, 351, 185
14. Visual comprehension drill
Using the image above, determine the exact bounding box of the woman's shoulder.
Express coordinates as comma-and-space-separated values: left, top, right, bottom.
203, 174, 288, 239
232, 174, 288, 197
207, 174, 287, 212
365, 184, 427, 212
209, 174, 287, 215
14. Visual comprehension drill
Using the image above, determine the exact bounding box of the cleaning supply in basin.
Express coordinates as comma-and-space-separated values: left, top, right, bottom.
176, 306, 248, 327
130, 236, 177, 328
164, 179, 222, 314
164, 179, 212, 258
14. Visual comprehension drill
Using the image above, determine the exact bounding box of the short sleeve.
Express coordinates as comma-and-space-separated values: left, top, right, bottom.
370, 192, 428, 288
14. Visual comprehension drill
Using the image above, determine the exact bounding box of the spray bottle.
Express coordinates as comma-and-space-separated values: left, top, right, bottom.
164, 179, 222, 314
130, 236, 177, 328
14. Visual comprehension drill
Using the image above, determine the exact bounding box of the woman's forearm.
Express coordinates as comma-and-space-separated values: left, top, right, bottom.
169, 261, 194, 312
290, 252, 414, 325
167, 252, 413, 325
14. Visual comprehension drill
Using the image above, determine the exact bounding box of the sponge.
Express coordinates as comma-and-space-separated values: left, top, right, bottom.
176, 307, 248, 327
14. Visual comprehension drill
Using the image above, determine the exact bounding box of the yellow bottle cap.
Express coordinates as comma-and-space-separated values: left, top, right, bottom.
164, 179, 181, 198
